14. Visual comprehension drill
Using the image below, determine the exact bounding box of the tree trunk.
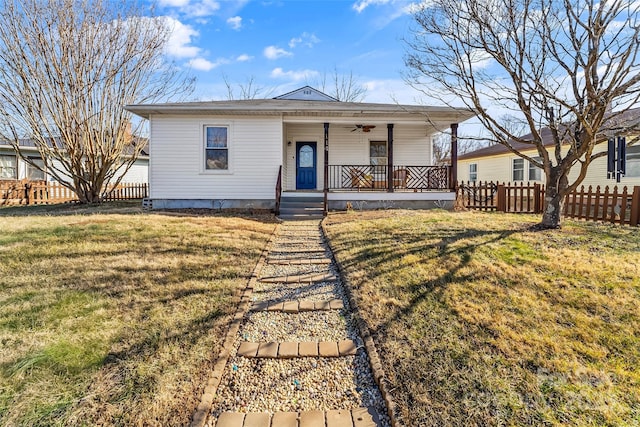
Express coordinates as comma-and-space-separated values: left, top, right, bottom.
74, 177, 103, 204
540, 168, 568, 229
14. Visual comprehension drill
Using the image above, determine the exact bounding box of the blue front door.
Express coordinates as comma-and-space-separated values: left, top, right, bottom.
296, 142, 317, 190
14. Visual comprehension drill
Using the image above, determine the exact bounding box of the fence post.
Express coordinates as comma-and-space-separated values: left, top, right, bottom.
497, 184, 506, 212
631, 186, 640, 227
534, 183, 541, 213
24, 182, 31, 205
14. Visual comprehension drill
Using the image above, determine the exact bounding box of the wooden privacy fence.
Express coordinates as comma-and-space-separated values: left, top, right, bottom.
457, 181, 640, 226
0, 180, 148, 206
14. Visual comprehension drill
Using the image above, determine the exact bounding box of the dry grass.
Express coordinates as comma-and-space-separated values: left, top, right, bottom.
0, 203, 276, 426
324, 210, 640, 427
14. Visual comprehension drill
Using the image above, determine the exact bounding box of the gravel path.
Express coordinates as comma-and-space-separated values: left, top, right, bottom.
210, 220, 390, 426
252, 280, 343, 303
241, 310, 355, 342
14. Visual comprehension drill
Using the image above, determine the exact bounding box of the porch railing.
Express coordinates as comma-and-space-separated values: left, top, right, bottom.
275, 165, 282, 215
328, 165, 451, 191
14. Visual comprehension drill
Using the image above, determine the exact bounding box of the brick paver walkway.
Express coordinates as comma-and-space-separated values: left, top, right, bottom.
204, 220, 387, 427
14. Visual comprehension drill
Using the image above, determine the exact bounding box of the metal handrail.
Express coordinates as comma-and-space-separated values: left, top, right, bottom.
274, 165, 282, 215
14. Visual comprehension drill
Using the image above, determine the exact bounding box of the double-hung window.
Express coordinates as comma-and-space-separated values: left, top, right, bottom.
0, 154, 17, 179
26, 157, 45, 180
512, 158, 524, 181
204, 126, 228, 170
369, 140, 387, 173
626, 145, 640, 177
469, 163, 478, 181
528, 156, 542, 181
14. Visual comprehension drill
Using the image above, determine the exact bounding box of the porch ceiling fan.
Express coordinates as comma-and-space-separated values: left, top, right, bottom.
348, 124, 376, 132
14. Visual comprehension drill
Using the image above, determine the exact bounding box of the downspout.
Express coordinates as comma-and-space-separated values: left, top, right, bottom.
323, 122, 329, 216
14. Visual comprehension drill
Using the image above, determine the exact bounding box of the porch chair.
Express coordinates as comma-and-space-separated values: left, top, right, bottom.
350, 168, 373, 190
393, 168, 409, 189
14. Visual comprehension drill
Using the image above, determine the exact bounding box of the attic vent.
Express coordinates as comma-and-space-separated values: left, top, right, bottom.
304, 90, 311, 95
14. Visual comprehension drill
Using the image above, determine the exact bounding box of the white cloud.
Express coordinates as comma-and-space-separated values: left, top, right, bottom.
159, 0, 190, 6
160, 0, 221, 18
186, 0, 221, 17
189, 57, 216, 71
188, 57, 230, 71
289, 32, 320, 48
163, 17, 201, 58
236, 54, 253, 62
264, 45, 293, 60
227, 16, 242, 30
270, 67, 319, 81
352, 0, 392, 13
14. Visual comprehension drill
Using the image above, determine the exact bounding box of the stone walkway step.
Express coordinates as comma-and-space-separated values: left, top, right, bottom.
266, 258, 332, 265
251, 299, 344, 312
214, 407, 380, 427
258, 273, 337, 284
237, 339, 357, 358
270, 248, 328, 254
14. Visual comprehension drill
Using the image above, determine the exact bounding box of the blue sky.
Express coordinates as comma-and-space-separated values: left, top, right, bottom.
154, 0, 425, 104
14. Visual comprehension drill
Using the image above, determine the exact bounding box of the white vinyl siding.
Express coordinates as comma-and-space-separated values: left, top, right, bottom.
149, 115, 282, 200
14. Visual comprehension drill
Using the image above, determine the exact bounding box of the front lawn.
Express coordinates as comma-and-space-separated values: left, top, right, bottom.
324, 210, 640, 427
0, 204, 275, 426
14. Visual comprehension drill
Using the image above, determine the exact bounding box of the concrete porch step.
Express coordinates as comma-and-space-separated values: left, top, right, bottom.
279, 196, 325, 220
213, 407, 381, 427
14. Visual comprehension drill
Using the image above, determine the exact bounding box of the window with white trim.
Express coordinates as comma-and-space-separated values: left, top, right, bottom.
528, 156, 542, 181
204, 126, 228, 170
26, 157, 45, 180
625, 145, 640, 177
0, 154, 17, 179
469, 163, 478, 181
512, 158, 524, 181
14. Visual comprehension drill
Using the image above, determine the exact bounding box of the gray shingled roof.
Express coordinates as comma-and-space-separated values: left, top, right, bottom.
125, 98, 476, 123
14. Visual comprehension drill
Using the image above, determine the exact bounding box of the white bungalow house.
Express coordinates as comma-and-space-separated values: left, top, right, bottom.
125, 86, 475, 216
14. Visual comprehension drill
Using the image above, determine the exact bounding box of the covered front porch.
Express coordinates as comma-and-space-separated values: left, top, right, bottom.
278, 120, 461, 215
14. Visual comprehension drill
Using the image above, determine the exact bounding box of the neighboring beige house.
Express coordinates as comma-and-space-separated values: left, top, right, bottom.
0, 139, 149, 183
458, 127, 640, 188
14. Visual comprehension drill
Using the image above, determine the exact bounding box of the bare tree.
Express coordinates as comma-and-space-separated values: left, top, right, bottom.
313, 68, 368, 102
431, 132, 491, 165
0, 0, 193, 203
222, 73, 275, 100
406, 0, 640, 228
